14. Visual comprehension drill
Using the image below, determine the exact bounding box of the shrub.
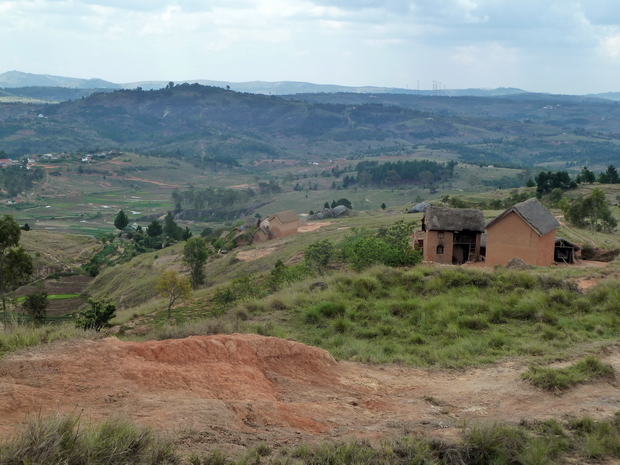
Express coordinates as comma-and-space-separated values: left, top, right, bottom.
74, 299, 117, 331
21, 288, 49, 325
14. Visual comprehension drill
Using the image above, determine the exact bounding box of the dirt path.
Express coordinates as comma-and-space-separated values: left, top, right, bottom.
1, 334, 619, 454
556, 216, 599, 247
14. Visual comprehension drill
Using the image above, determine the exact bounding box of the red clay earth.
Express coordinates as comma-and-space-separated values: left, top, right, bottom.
1, 334, 620, 457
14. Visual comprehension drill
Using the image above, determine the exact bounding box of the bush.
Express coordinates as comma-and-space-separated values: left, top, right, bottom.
74, 299, 117, 331
21, 288, 49, 325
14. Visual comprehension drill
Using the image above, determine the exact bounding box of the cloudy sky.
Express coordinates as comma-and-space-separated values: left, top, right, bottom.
2, 0, 620, 94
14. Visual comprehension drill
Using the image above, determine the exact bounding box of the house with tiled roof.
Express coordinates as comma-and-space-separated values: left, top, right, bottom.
485, 198, 560, 266
255, 210, 300, 242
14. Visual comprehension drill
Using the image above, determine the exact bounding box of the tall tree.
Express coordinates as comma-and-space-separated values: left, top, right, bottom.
163, 211, 182, 240
114, 210, 129, 231
0, 215, 33, 326
183, 237, 210, 288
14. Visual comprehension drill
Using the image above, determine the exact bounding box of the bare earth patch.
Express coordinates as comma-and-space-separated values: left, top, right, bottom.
236, 246, 280, 261
1, 334, 620, 455
236, 223, 331, 261
298, 222, 331, 233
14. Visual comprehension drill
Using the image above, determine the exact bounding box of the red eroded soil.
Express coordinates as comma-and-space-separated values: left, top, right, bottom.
1, 334, 620, 454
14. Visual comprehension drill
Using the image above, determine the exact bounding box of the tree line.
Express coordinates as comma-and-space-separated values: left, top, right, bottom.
355, 159, 457, 187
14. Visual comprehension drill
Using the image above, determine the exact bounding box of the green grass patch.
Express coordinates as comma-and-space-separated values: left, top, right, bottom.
0, 414, 178, 465
191, 266, 620, 369
522, 355, 615, 390
0, 323, 100, 357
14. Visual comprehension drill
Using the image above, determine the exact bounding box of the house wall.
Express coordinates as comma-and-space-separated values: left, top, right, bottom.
270, 218, 298, 239
486, 212, 556, 266
253, 229, 269, 243
423, 230, 454, 264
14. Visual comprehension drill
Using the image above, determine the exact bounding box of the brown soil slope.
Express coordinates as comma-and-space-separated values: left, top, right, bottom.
1, 334, 620, 451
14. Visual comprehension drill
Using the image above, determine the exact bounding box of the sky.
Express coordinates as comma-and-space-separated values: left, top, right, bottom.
2, 0, 620, 95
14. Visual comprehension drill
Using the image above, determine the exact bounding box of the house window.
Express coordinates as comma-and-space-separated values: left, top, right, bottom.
437, 245, 444, 254
438, 232, 444, 239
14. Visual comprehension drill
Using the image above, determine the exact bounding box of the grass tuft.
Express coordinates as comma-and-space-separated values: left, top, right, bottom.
0, 413, 178, 465
522, 355, 615, 390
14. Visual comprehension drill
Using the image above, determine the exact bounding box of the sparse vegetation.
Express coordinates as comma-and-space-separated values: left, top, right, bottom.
522, 355, 615, 390
0, 414, 179, 465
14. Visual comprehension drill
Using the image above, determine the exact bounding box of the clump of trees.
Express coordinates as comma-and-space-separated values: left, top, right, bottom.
355, 160, 456, 187
0, 165, 45, 197
563, 188, 617, 232
109, 210, 192, 258
535, 170, 576, 194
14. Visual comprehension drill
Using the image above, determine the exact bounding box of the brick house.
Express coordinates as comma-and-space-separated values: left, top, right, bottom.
254, 210, 300, 242
485, 198, 560, 266
422, 206, 485, 264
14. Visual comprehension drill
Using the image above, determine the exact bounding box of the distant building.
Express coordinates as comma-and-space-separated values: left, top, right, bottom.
422, 206, 485, 264
485, 198, 560, 266
255, 210, 300, 242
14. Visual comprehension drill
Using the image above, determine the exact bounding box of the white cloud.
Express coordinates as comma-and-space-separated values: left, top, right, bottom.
599, 33, 620, 58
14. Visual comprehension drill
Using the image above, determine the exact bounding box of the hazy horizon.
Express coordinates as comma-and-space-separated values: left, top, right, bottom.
2, 1, 620, 95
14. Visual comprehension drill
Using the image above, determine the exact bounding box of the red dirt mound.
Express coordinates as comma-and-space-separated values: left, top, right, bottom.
2, 334, 620, 455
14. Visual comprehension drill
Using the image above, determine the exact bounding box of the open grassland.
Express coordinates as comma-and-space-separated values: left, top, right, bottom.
162, 264, 620, 369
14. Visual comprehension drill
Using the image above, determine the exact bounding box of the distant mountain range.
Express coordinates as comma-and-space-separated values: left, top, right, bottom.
0, 70, 535, 98
2, 71, 618, 102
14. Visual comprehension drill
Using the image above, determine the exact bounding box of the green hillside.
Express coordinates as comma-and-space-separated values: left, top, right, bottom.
2, 84, 620, 170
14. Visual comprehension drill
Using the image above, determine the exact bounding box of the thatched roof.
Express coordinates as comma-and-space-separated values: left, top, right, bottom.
423, 206, 485, 232
486, 198, 560, 236
270, 210, 299, 224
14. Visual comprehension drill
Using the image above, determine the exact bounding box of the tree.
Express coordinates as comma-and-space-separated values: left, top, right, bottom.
114, 210, 129, 231
565, 188, 617, 232
147, 219, 163, 237
183, 237, 210, 288
22, 288, 49, 325
182, 227, 193, 241
304, 239, 334, 275
335, 198, 353, 209
156, 270, 191, 319
0, 215, 33, 326
74, 298, 116, 331
163, 211, 182, 240
579, 166, 596, 184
